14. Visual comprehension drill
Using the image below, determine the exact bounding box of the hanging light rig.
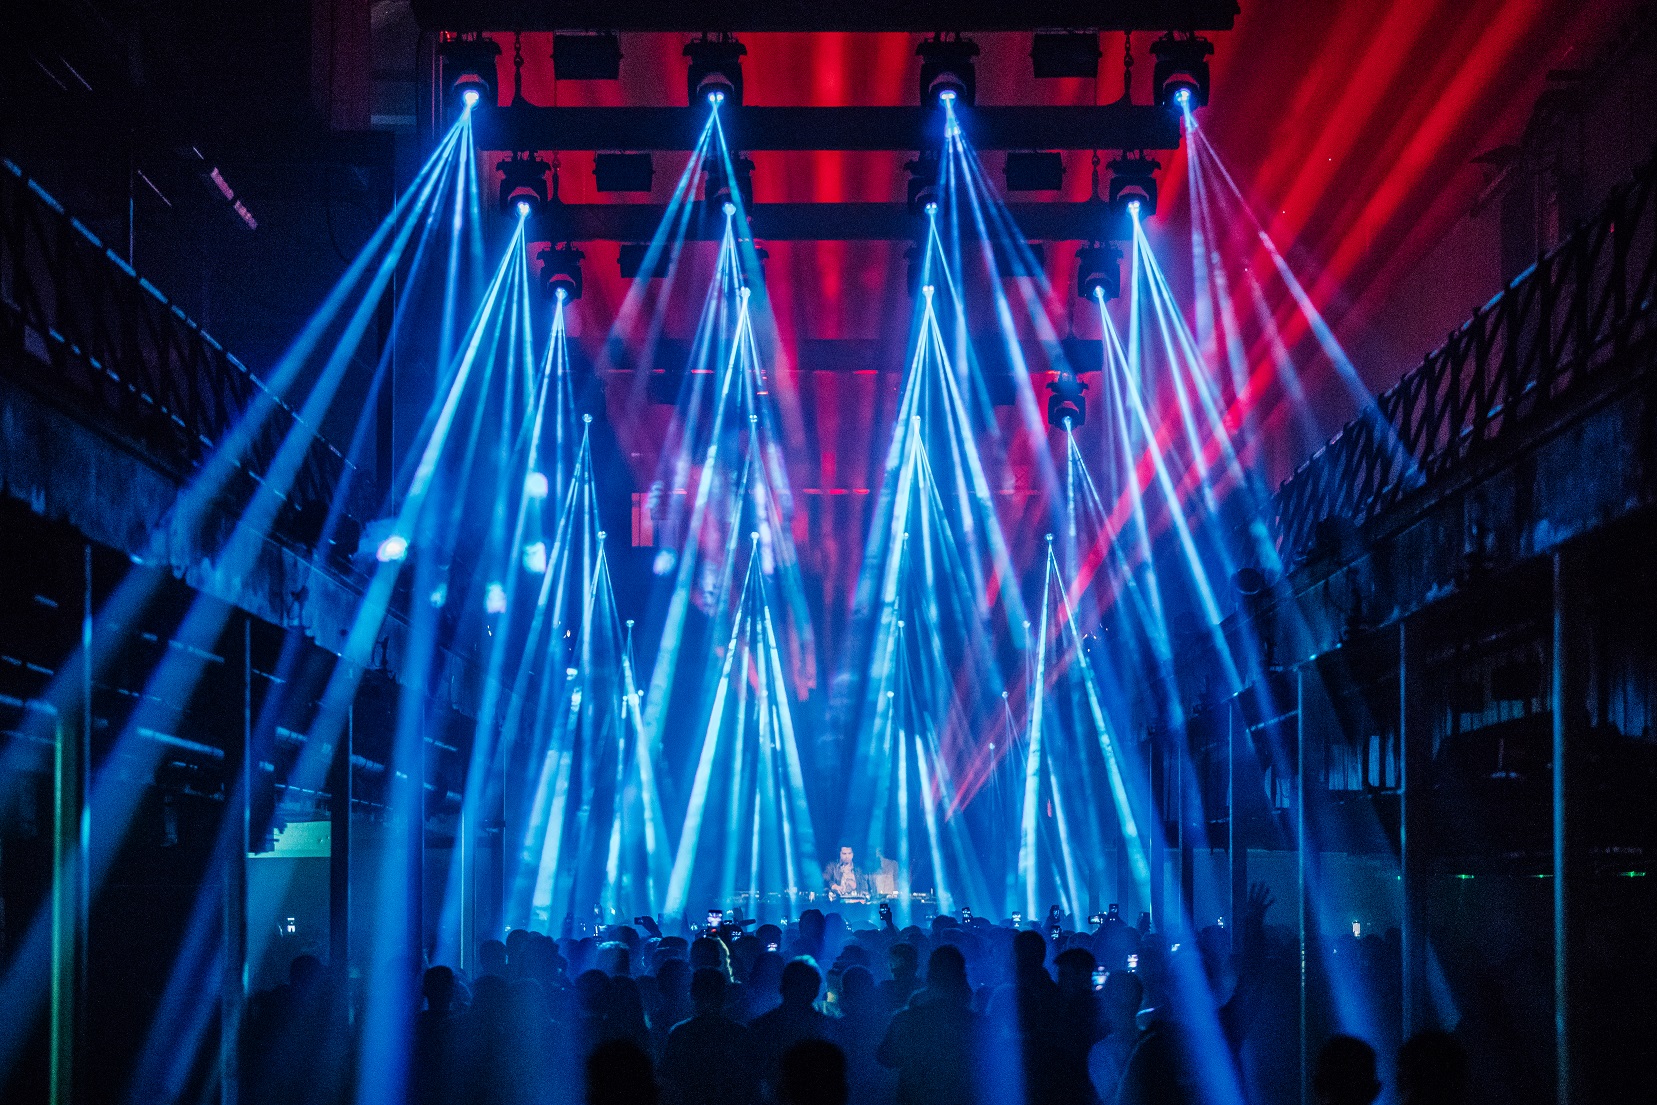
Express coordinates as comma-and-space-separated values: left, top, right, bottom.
438, 32, 501, 115
686, 34, 746, 105
1108, 153, 1160, 219
499, 152, 551, 219
1150, 33, 1215, 110
918, 33, 979, 107
535, 158, 582, 300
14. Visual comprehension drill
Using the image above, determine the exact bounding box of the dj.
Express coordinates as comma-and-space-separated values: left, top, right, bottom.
823, 845, 866, 899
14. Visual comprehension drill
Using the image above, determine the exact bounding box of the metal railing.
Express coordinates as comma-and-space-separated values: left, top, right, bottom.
1272, 155, 1657, 562
0, 159, 362, 544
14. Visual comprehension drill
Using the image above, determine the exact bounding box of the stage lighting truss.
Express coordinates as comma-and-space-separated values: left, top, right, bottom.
1107, 153, 1159, 218
1075, 242, 1122, 302
538, 243, 585, 301
1150, 33, 1214, 109
704, 152, 755, 213
552, 32, 623, 80
906, 150, 941, 216
685, 34, 746, 106
918, 34, 979, 108
1031, 32, 1102, 79
593, 152, 655, 193
1047, 369, 1087, 430
1005, 151, 1065, 192
439, 33, 501, 113
499, 151, 551, 217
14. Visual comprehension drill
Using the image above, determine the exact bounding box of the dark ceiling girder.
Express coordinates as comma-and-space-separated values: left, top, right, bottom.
584, 336, 1106, 381
412, 0, 1239, 32
474, 104, 1181, 152
532, 201, 1128, 241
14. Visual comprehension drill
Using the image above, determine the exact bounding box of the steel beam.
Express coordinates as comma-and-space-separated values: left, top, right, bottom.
532, 201, 1127, 241
474, 104, 1181, 152
413, 0, 1240, 32
585, 335, 1106, 380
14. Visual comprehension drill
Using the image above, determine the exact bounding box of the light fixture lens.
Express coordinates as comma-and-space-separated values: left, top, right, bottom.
938, 88, 957, 104
523, 541, 548, 574
376, 534, 408, 563
924, 200, 939, 217
525, 471, 549, 499
516, 199, 532, 218
485, 582, 507, 614
461, 88, 481, 109
723, 200, 737, 216
708, 89, 725, 105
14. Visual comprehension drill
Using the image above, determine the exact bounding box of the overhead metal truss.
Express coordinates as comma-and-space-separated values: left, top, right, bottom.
475, 104, 1181, 153
413, 0, 1239, 32
532, 200, 1129, 241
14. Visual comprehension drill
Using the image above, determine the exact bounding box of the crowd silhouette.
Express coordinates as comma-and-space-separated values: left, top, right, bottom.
243, 889, 1483, 1105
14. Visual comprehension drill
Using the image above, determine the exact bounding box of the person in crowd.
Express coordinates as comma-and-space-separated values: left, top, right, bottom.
661, 969, 760, 1105
478, 939, 509, 980
750, 957, 835, 1097
834, 965, 894, 1105
877, 945, 983, 1105
779, 1039, 851, 1105
736, 950, 786, 1023
1087, 970, 1144, 1105
652, 958, 694, 1054
587, 1039, 658, 1105
1313, 1036, 1382, 1105
992, 929, 1063, 1105
1052, 947, 1104, 1105
878, 943, 921, 1013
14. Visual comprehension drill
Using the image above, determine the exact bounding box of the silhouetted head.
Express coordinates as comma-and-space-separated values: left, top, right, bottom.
575, 969, 611, 1015
479, 939, 509, 979
799, 910, 826, 944
289, 954, 324, 989
1055, 947, 1097, 996
1314, 1035, 1381, 1105
422, 966, 456, 1014
840, 965, 875, 1011
749, 951, 784, 994
689, 935, 729, 977
506, 928, 531, 965
888, 942, 919, 981
757, 923, 783, 949
837, 943, 870, 971
1013, 929, 1049, 974
780, 957, 823, 1006
608, 975, 647, 1029
780, 1039, 848, 1105
596, 941, 631, 978
657, 957, 691, 1000
586, 1039, 657, 1105
690, 967, 728, 1015
1397, 1031, 1467, 1105
926, 944, 970, 1003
